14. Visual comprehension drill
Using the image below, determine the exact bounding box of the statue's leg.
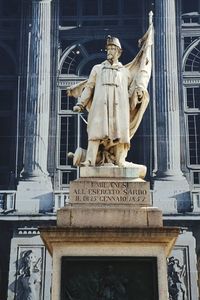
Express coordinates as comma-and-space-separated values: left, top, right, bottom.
82, 140, 100, 166
115, 143, 129, 166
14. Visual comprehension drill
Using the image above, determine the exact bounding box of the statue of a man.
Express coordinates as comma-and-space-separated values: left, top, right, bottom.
68, 19, 153, 168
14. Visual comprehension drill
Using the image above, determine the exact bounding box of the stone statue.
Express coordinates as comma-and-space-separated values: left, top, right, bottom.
16, 250, 41, 300
67, 13, 153, 169
168, 256, 187, 300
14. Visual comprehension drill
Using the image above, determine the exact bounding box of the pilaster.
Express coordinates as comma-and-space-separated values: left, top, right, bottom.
16, 0, 53, 213
23, 0, 52, 178
153, 0, 191, 213
154, 0, 182, 179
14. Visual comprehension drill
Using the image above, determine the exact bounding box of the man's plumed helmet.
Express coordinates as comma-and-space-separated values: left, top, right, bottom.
106, 35, 122, 49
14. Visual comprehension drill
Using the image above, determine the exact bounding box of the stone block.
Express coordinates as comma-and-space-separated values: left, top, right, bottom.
146, 207, 163, 227
16, 178, 53, 213
57, 206, 162, 228
153, 179, 191, 214
80, 166, 144, 178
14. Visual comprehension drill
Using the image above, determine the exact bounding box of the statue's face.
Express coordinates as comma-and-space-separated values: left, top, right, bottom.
106, 45, 120, 62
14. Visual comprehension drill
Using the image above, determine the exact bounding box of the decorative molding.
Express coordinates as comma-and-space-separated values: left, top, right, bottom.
168, 246, 190, 300
14, 246, 45, 300
182, 28, 200, 37
58, 80, 80, 87
16, 227, 40, 236
183, 78, 200, 85
58, 76, 87, 88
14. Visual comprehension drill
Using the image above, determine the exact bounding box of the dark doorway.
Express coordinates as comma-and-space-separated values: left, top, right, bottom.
61, 256, 158, 300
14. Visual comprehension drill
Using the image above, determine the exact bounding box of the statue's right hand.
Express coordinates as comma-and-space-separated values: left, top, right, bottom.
73, 105, 82, 113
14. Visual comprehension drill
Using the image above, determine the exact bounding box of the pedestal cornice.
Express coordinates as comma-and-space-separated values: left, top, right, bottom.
40, 226, 180, 257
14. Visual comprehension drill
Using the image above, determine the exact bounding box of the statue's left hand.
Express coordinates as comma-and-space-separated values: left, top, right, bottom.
73, 104, 85, 113
136, 88, 144, 99
73, 105, 82, 113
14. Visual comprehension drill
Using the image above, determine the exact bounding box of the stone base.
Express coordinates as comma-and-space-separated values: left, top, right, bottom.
57, 177, 162, 228
39, 170, 179, 300
80, 165, 146, 179
40, 226, 180, 300
153, 178, 191, 214
16, 176, 53, 213
57, 206, 163, 228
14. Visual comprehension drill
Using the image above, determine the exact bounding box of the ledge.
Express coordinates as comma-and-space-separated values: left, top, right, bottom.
40, 226, 180, 257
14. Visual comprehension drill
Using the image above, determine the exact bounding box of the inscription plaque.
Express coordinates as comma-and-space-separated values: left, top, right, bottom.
61, 257, 158, 300
70, 181, 150, 205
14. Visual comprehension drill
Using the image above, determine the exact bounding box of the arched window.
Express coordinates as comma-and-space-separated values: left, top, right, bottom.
182, 36, 200, 186
59, 41, 105, 76
59, 39, 136, 76
183, 39, 200, 72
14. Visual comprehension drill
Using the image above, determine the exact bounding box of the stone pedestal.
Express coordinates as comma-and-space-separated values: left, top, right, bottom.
58, 177, 162, 228
153, 178, 191, 214
15, 177, 53, 213
40, 167, 179, 300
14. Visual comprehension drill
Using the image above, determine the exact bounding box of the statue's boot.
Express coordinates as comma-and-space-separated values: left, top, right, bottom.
114, 143, 129, 166
81, 160, 92, 167
82, 140, 100, 166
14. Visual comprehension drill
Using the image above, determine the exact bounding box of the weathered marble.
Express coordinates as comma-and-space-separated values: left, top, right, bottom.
57, 206, 162, 228
80, 165, 146, 179
57, 174, 161, 228
68, 20, 153, 168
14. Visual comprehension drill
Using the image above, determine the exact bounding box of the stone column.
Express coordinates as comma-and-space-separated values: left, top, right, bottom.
23, 0, 51, 178
155, 0, 183, 179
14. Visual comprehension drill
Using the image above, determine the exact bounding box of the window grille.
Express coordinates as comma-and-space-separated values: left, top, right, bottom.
193, 171, 200, 185
184, 41, 200, 72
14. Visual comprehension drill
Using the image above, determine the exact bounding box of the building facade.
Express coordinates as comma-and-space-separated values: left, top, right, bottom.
0, 0, 200, 299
